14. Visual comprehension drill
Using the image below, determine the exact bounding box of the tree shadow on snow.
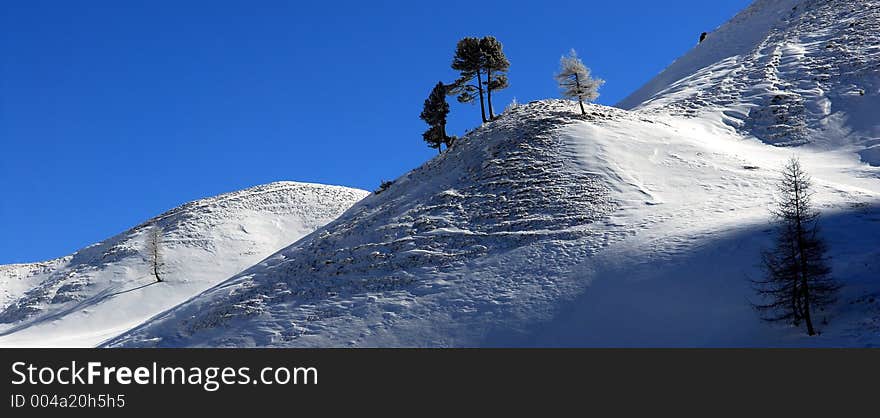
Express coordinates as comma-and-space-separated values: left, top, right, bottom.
482, 203, 880, 347
0, 279, 160, 337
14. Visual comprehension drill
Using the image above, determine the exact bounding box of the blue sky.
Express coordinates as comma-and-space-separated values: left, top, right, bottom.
0, 0, 751, 263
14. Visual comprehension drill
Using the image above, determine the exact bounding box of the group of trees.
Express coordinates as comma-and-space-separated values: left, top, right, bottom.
419, 37, 604, 152
419, 36, 510, 152
754, 158, 840, 336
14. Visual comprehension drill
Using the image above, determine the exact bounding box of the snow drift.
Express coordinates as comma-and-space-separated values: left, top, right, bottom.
618, 0, 880, 165
0, 182, 368, 347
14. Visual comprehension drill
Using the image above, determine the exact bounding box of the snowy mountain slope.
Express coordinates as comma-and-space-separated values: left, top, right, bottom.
618, 0, 880, 165
107, 100, 880, 347
0, 258, 69, 313
0, 182, 368, 347
107, 101, 623, 347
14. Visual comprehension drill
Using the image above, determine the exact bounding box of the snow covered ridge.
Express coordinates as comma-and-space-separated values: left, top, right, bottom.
0, 181, 368, 347
107, 99, 880, 347
106, 100, 629, 347
618, 0, 880, 165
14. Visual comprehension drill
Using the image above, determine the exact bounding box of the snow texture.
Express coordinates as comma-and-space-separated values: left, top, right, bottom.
618, 0, 880, 165
0, 182, 368, 347
5, 0, 880, 348
108, 99, 880, 347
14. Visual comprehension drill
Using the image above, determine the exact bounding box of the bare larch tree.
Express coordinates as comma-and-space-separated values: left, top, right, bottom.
753, 157, 839, 335
555, 49, 604, 115
145, 225, 164, 283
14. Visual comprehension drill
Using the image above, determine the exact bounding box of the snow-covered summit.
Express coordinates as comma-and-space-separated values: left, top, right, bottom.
108, 100, 880, 347
618, 0, 880, 164
0, 181, 368, 347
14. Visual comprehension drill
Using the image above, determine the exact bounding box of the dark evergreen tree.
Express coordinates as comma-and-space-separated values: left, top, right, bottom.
449, 37, 487, 123
422, 126, 444, 153
480, 36, 509, 120
753, 158, 839, 336
420, 82, 450, 153
374, 180, 393, 195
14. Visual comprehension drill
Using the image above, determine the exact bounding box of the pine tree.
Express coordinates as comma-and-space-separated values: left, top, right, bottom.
480, 36, 509, 120
419, 82, 450, 153
145, 225, 164, 283
555, 49, 604, 115
753, 158, 839, 335
449, 37, 487, 123
422, 126, 444, 153
448, 36, 511, 123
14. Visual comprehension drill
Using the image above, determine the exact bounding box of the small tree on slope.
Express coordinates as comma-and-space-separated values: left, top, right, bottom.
752, 157, 839, 336
145, 225, 164, 283
555, 49, 604, 115
420, 82, 451, 153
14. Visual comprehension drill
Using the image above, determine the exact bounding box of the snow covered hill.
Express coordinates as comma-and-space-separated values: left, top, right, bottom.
12, 0, 879, 348
107, 100, 880, 347
0, 182, 368, 347
618, 0, 880, 165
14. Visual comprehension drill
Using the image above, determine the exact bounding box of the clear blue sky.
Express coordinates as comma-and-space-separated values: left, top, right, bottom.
0, 0, 751, 263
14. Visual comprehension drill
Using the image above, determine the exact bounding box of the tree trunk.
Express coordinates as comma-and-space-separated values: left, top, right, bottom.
575, 73, 586, 115
793, 179, 815, 335
150, 229, 163, 283
486, 67, 495, 120
792, 266, 801, 325
802, 277, 815, 335
476, 68, 487, 123
152, 246, 162, 282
